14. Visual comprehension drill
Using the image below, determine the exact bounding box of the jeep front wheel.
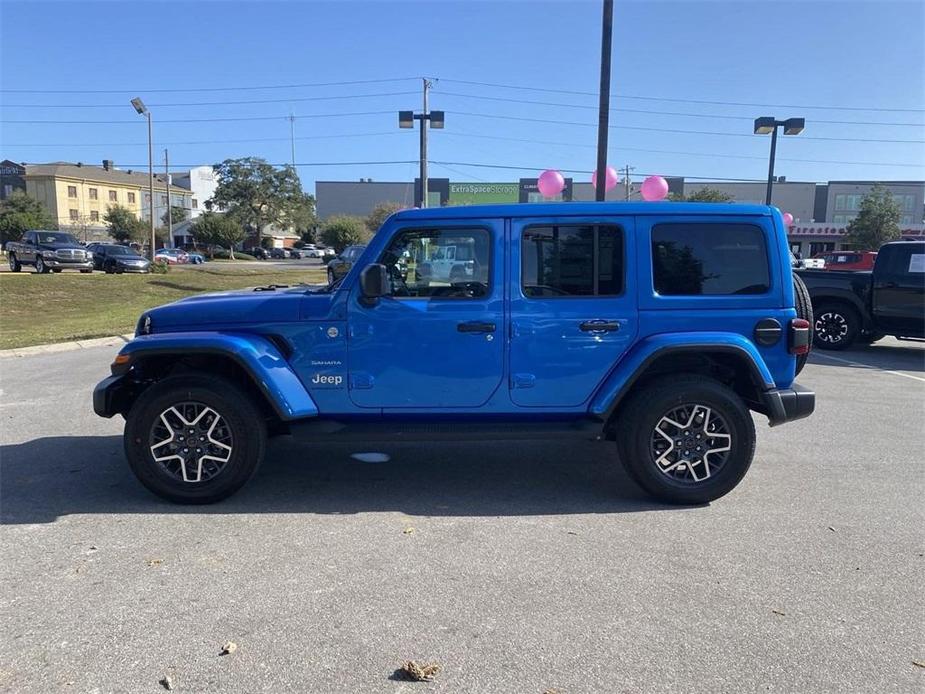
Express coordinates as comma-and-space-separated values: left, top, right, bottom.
124, 375, 266, 504
616, 375, 756, 505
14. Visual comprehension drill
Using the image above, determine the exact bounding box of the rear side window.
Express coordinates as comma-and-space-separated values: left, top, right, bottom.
522, 224, 624, 297
652, 223, 770, 296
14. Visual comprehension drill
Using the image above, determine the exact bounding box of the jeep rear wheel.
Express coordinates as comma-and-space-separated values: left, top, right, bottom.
8, 253, 21, 272
792, 273, 812, 375
124, 375, 266, 504
813, 303, 859, 350
616, 375, 756, 505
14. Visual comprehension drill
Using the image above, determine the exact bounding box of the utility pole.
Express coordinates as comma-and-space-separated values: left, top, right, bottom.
594, 0, 614, 202
164, 149, 171, 246
289, 113, 296, 168
420, 78, 430, 207
622, 164, 634, 200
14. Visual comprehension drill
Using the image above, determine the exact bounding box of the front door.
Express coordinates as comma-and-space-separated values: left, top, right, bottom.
873, 243, 925, 336
347, 220, 504, 408
509, 217, 638, 407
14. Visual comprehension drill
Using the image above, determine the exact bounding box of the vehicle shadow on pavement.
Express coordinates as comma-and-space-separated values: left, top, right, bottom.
809, 343, 925, 372
0, 435, 676, 524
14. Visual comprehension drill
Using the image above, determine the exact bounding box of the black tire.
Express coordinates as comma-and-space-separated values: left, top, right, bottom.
104, 261, 115, 274
813, 302, 860, 350
792, 273, 813, 375
52, 268, 62, 273
124, 375, 267, 504
616, 374, 756, 505
80, 269, 92, 274
35, 256, 49, 274
8, 253, 21, 272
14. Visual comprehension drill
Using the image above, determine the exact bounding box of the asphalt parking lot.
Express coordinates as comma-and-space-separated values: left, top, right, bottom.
1, 340, 922, 693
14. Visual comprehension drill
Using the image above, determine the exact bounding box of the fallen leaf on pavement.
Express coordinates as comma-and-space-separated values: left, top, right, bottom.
827, 526, 836, 532
146, 559, 163, 567
160, 675, 174, 690
566, 531, 578, 535
771, 609, 786, 617
913, 660, 925, 669
400, 660, 440, 681
402, 527, 415, 535
220, 641, 237, 656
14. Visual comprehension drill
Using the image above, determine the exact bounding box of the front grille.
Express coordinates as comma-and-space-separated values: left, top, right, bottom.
55, 249, 87, 261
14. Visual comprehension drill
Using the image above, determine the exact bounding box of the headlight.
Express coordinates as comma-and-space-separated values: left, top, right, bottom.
136, 314, 152, 335
42, 250, 59, 258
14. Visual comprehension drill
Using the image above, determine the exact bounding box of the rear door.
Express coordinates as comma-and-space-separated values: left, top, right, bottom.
873, 243, 925, 336
509, 217, 637, 407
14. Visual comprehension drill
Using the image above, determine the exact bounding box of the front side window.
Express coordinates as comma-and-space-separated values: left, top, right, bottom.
652, 223, 770, 296
379, 227, 490, 299
521, 224, 623, 297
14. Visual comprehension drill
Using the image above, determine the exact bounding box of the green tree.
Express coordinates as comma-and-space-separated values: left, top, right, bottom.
190, 212, 246, 259
670, 187, 735, 203
366, 201, 402, 234
320, 215, 371, 252
844, 184, 902, 249
0, 191, 56, 243
287, 193, 317, 236
208, 158, 304, 244
161, 205, 189, 228
103, 204, 146, 244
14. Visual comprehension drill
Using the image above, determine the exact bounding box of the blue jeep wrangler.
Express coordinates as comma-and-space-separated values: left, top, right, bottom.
94, 203, 814, 505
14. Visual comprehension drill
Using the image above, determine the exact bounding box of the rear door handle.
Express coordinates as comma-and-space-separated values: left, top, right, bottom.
458, 321, 496, 334
580, 320, 620, 332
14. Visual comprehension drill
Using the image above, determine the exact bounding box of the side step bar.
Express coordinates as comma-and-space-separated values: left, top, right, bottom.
289, 417, 605, 442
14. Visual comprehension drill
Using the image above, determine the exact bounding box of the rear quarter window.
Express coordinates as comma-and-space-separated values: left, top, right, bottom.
652, 222, 770, 296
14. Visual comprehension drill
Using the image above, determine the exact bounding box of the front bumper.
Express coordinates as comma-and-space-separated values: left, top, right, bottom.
761, 383, 815, 427
43, 258, 93, 269
115, 263, 151, 273
93, 374, 132, 418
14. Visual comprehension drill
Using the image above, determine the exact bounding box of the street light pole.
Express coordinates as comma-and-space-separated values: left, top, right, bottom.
132, 98, 156, 260
595, 0, 614, 203
399, 82, 443, 208
164, 149, 171, 246
754, 116, 805, 206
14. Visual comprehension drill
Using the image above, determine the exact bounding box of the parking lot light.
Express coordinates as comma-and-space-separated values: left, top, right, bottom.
754, 116, 806, 205
131, 97, 157, 260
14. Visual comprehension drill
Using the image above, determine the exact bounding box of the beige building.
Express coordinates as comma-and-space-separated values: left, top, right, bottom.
25, 161, 194, 241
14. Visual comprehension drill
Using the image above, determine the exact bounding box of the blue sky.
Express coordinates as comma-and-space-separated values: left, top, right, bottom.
1, 0, 923, 193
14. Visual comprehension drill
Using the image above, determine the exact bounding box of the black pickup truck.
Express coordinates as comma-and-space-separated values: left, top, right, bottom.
6, 230, 94, 273
796, 240, 924, 349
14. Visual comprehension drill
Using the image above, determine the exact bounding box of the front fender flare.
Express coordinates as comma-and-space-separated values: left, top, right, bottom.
118, 332, 318, 420
589, 332, 776, 421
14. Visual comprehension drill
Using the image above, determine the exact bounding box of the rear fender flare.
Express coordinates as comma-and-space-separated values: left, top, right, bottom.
589, 332, 776, 422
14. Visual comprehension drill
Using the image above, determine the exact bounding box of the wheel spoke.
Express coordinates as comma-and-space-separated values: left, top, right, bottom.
649, 402, 733, 486
148, 402, 233, 484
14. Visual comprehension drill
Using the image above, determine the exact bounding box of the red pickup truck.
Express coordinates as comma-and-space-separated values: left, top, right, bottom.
813, 250, 877, 271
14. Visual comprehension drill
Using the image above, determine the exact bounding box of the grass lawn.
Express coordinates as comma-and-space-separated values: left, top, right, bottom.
0, 264, 327, 350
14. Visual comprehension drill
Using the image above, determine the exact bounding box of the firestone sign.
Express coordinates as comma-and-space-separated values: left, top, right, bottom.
788, 222, 924, 238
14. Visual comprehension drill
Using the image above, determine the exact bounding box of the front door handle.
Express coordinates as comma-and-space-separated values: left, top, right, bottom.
580, 320, 620, 333
458, 321, 496, 334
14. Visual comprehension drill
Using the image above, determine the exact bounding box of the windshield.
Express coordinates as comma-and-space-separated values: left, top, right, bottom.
106, 246, 132, 255
36, 232, 78, 245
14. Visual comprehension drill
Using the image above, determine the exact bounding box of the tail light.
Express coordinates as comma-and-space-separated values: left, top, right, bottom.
789, 318, 811, 355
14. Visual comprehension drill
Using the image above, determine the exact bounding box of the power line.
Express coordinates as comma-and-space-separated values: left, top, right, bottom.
452, 111, 925, 144
441, 130, 925, 168
435, 91, 925, 127
0, 77, 423, 95
439, 78, 925, 114
1, 110, 396, 125
2, 91, 420, 108
12, 131, 403, 147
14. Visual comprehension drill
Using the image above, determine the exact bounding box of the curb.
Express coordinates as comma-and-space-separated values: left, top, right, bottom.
0, 334, 134, 359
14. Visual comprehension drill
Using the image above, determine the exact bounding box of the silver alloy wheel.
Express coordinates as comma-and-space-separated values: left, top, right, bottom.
649, 403, 732, 484
35, 257, 45, 273
814, 311, 849, 344
149, 402, 233, 483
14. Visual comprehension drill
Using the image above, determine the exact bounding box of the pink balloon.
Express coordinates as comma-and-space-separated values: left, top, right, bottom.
640, 175, 669, 201
782, 212, 794, 226
592, 166, 619, 192
536, 169, 566, 198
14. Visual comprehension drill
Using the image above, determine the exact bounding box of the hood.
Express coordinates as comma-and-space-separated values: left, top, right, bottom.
113, 253, 148, 262
38, 242, 86, 251
145, 285, 308, 331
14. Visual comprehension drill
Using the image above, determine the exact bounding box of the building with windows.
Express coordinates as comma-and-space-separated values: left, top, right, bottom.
22, 160, 194, 241
168, 165, 217, 219
0, 160, 26, 200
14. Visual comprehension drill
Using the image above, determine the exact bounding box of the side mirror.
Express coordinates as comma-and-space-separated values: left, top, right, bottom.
359, 263, 390, 304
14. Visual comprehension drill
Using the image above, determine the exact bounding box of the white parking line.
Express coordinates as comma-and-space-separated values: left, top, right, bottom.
811, 351, 925, 383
